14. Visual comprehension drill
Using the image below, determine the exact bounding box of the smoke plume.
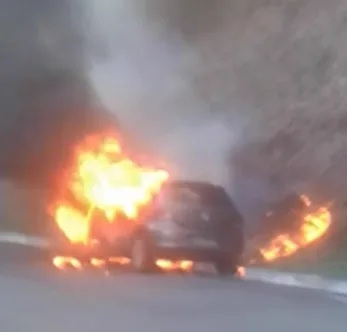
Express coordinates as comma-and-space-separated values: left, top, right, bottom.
0, 0, 116, 188
89, 0, 243, 187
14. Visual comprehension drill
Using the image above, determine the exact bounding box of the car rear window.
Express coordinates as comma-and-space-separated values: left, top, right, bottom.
160, 183, 234, 209
154, 183, 244, 228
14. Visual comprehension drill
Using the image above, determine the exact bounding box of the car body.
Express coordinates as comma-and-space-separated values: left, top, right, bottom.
55, 180, 245, 275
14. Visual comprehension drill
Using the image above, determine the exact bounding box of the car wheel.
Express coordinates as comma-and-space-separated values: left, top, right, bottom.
214, 254, 238, 277
131, 234, 156, 273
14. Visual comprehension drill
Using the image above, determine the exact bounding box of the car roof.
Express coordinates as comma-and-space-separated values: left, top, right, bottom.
159, 180, 243, 221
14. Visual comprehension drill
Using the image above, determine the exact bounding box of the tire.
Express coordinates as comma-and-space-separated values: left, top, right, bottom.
130, 233, 157, 273
214, 254, 238, 277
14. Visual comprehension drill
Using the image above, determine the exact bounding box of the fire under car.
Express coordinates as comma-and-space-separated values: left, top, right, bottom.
52, 180, 245, 275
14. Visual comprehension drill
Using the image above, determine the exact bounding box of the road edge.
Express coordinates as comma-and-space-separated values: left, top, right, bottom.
245, 268, 347, 295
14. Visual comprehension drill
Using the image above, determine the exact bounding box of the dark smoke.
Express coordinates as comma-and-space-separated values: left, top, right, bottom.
0, 0, 115, 189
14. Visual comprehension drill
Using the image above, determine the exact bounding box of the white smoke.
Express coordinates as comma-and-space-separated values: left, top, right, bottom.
88, 0, 243, 186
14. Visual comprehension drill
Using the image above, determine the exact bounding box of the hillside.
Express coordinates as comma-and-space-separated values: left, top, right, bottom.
2, 1, 347, 238
140, 0, 347, 227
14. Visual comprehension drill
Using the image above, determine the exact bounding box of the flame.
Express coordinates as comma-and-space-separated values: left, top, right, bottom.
156, 259, 193, 272
90, 258, 106, 268
258, 195, 332, 262
52, 256, 193, 272
50, 133, 194, 273
237, 266, 245, 277
50, 133, 169, 244
52, 256, 83, 270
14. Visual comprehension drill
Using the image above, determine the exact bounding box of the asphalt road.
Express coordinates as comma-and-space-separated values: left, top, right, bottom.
0, 245, 346, 332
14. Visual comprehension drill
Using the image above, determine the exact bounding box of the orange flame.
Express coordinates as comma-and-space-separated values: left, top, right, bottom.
50, 133, 169, 245
52, 256, 193, 273
52, 256, 83, 270
258, 195, 332, 262
156, 259, 193, 272
49, 133, 196, 273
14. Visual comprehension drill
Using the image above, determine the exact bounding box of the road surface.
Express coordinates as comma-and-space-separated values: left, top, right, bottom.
0, 245, 345, 332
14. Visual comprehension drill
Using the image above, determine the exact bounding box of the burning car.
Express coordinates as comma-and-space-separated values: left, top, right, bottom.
89, 180, 244, 275
49, 133, 244, 275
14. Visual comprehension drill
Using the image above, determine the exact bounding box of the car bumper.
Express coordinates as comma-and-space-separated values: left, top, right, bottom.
153, 245, 225, 262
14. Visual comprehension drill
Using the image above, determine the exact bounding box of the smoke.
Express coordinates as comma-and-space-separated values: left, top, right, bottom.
0, 0, 311, 234
89, 0, 243, 187
0, 0, 246, 234
0, 0, 243, 191
0, 1, 244, 191
0, 0, 115, 188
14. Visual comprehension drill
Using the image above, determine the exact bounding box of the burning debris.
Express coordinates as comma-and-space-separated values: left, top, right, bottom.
249, 195, 332, 263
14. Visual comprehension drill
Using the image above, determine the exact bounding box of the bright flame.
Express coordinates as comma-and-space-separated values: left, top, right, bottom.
52, 256, 193, 273
49, 133, 198, 273
156, 259, 193, 272
258, 195, 332, 262
90, 258, 106, 268
237, 266, 245, 277
51, 133, 169, 244
52, 256, 83, 270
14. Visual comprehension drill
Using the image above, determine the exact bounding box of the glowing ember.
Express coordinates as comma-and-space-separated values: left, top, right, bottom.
156, 259, 193, 272
52, 256, 108, 270
90, 258, 106, 268
237, 266, 245, 277
50, 133, 169, 245
52, 256, 83, 270
52, 256, 193, 273
258, 195, 332, 262
108, 257, 131, 265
